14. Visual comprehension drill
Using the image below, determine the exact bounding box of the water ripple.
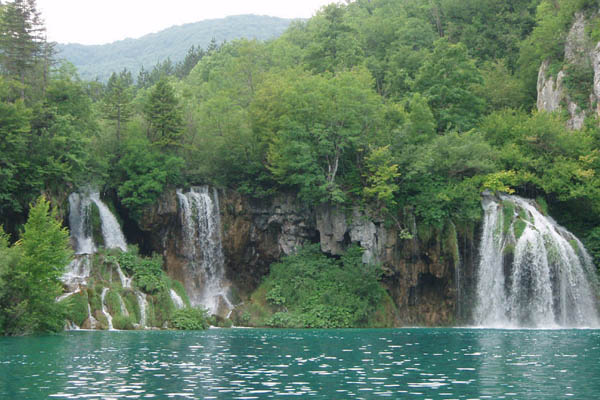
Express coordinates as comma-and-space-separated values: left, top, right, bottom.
0, 329, 599, 399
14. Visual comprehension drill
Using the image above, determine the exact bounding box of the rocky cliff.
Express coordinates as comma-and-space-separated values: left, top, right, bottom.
139, 188, 479, 326
537, 12, 600, 129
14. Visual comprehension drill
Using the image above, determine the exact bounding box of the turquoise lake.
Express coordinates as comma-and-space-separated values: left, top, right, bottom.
1, 328, 599, 399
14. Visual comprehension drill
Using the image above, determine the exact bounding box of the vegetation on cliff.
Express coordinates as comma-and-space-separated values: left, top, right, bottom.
236, 245, 395, 328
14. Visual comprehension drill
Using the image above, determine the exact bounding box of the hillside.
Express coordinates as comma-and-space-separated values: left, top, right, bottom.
56, 14, 294, 81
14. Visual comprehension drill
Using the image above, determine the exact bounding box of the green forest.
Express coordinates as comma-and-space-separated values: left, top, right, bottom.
2, 0, 600, 333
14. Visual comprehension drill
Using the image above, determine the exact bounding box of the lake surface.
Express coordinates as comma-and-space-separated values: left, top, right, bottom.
1, 328, 598, 399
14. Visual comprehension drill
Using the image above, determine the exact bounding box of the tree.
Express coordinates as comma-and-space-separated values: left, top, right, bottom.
0, 0, 47, 101
0, 196, 72, 335
143, 78, 183, 149
256, 67, 382, 203
304, 3, 364, 73
103, 69, 134, 144
413, 38, 486, 132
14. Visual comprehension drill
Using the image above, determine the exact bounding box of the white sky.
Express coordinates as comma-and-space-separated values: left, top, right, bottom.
35, 0, 337, 45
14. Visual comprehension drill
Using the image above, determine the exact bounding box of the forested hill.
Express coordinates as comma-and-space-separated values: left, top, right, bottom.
56, 15, 294, 81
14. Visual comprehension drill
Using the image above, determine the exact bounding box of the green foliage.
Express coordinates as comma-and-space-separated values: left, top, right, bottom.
503, 201, 515, 234
143, 78, 183, 149
112, 315, 136, 330
363, 145, 400, 211
563, 62, 594, 109
258, 244, 392, 328
585, 227, 600, 268
0, 196, 72, 335
413, 38, 486, 132
514, 219, 527, 239
170, 307, 210, 330
114, 140, 184, 219
258, 67, 382, 204
63, 292, 90, 327
117, 250, 166, 294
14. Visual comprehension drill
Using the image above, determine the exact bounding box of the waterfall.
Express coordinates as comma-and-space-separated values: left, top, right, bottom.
117, 293, 129, 317
87, 304, 98, 330
65, 320, 80, 331
115, 262, 132, 289
101, 288, 115, 330
89, 191, 127, 252
68, 189, 127, 254
61, 255, 92, 292
170, 289, 185, 309
136, 291, 148, 329
474, 194, 600, 328
177, 187, 233, 316
68, 193, 96, 254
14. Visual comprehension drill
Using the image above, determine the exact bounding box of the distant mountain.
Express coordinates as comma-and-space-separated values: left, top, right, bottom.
56, 15, 295, 81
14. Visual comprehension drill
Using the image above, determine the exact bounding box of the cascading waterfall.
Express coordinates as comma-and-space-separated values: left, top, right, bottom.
87, 304, 98, 330
118, 293, 129, 317
136, 292, 148, 329
177, 186, 233, 316
89, 191, 127, 252
101, 288, 115, 330
170, 289, 185, 309
64, 189, 145, 331
68, 193, 96, 254
115, 262, 132, 289
474, 193, 600, 328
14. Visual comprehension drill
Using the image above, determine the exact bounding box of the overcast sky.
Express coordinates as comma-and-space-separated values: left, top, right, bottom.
36, 0, 337, 45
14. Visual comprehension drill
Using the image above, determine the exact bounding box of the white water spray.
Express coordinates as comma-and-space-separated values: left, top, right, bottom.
101, 288, 115, 330
474, 194, 600, 328
177, 187, 233, 316
87, 303, 98, 330
170, 289, 185, 309
136, 291, 148, 329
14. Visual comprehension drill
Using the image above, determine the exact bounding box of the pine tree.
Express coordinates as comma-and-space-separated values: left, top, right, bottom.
0, 0, 47, 101
103, 69, 134, 144
0, 196, 71, 335
143, 78, 183, 150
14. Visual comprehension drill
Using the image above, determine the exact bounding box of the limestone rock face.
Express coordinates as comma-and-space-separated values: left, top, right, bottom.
220, 191, 317, 295
537, 60, 565, 113
537, 12, 598, 130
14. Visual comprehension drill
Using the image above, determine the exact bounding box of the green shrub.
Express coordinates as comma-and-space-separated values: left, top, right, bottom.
122, 290, 141, 322
585, 227, 600, 268
256, 244, 392, 328
105, 290, 123, 317
170, 307, 210, 330
112, 315, 136, 330
63, 292, 90, 327
117, 250, 166, 294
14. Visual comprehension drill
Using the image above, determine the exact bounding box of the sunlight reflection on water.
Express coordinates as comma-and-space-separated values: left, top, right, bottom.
0, 328, 599, 399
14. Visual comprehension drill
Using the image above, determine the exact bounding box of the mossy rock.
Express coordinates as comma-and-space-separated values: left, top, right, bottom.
105, 290, 123, 317
90, 202, 104, 248
62, 291, 90, 327
113, 315, 136, 330
417, 224, 433, 244
122, 290, 141, 322
514, 219, 527, 240
502, 201, 515, 234
503, 244, 515, 256
368, 291, 398, 328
